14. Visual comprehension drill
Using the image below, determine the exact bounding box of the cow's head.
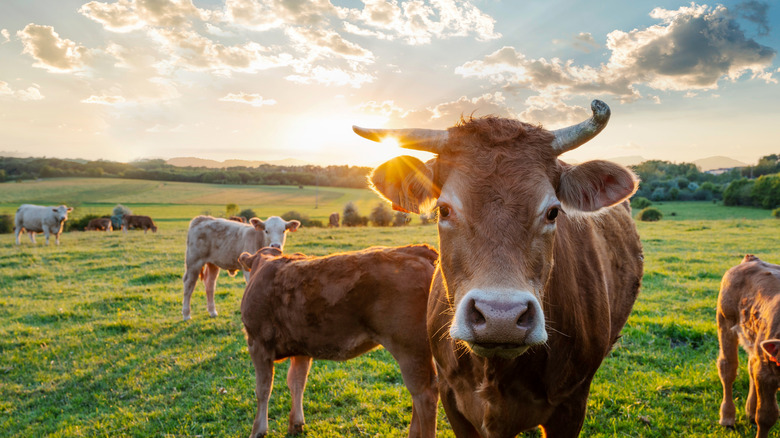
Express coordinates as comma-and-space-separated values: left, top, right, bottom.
354, 100, 637, 359
249, 216, 301, 250
52, 205, 73, 223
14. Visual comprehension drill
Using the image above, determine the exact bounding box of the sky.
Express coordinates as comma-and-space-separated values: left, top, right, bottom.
0, 0, 778, 167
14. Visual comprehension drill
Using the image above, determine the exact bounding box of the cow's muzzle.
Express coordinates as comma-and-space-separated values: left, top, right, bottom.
269, 243, 281, 249
450, 289, 547, 359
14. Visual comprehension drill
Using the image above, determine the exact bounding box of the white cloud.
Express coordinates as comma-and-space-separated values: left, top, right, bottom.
219, 92, 276, 107
1, 29, 10, 43
286, 65, 375, 87
17, 24, 91, 73
82, 94, 127, 105
0, 81, 44, 101
79, 0, 145, 32
359, 92, 515, 127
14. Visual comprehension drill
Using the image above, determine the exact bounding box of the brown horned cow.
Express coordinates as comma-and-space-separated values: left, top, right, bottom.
718, 255, 780, 438
85, 217, 112, 232
238, 245, 439, 438
353, 99, 643, 437
122, 214, 158, 233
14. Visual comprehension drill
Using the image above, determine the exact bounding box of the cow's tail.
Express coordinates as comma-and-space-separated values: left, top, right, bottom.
199, 264, 207, 281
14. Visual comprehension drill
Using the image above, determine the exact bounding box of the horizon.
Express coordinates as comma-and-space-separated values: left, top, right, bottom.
1, 1, 778, 167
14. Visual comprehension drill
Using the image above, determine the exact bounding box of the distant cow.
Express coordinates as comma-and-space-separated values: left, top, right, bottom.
122, 215, 157, 233
354, 99, 643, 436
718, 255, 780, 438
182, 215, 300, 320
328, 212, 339, 227
229, 215, 247, 223
238, 244, 439, 438
86, 217, 112, 232
14, 204, 73, 245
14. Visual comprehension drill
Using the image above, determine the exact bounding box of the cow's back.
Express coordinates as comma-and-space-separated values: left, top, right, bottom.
16, 204, 50, 231
719, 256, 780, 334
186, 216, 256, 271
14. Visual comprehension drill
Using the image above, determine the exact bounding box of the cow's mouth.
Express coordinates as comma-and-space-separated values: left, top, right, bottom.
468, 342, 530, 359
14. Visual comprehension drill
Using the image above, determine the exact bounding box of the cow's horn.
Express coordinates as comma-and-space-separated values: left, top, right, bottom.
551, 100, 610, 155
352, 126, 448, 154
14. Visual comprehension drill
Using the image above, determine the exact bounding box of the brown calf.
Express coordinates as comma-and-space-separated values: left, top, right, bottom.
229, 215, 247, 223
718, 255, 780, 438
122, 215, 157, 233
328, 212, 339, 227
86, 217, 112, 232
238, 244, 439, 438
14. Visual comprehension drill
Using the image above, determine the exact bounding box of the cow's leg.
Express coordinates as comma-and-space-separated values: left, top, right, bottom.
717, 312, 739, 427
203, 263, 220, 318
247, 334, 274, 438
43, 228, 51, 245
755, 367, 779, 438
14, 226, 21, 245
29, 231, 36, 244
243, 270, 251, 284
438, 380, 480, 438
747, 355, 759, 423
541, 378, 593, 437
54, 232, 61, 246
182, 263, 203, 321
383, 341, 438, 438
286, 355, 312, 435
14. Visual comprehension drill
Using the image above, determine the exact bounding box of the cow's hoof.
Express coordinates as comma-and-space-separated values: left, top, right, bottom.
287, 422, 304, 435
208, 311, 218, 318
182, 314, 191, 321
719, 418, 735, 428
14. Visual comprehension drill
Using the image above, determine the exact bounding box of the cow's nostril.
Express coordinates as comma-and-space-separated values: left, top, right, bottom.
467, 299, 486, 326
270, 243, 281, 249
516, 304, 534, 329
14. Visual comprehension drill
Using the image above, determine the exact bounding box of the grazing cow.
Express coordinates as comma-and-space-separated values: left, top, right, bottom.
122, 214, 158, 234
238, 244, 439, 438
182, 215, 300, 320
14, 204, 73, 245
718, 255, 780, 438
229, 215, 247, 223
353, 99, 643, 437
328, 212, 339, 227
86, 217, 112, 232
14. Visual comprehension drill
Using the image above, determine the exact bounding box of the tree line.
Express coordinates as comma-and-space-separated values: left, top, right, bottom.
0, 157, 372, 189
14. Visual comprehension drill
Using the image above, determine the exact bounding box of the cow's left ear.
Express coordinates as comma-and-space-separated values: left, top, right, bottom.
557, 160, 638, 212
67, 207, 73, 212
761, 339, 780, 359
238, 252, 256, 271
370, 155, 439, 214
250, 218, 265, 230
285, 220, 301, 232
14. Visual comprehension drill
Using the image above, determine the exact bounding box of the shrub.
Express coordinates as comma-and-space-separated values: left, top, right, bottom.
342, 202, 363, 227
420, 211, 437, 225
751, 173, 780, 209
637, 207, 663, 222
631, 197, 652, 209
773, 208, 780, 219
111, 204, 132, 229
723, 178, 754, 206
226, 203, 239, 217
65, 214, 100, 232
0, 215, 12, 234
281, 210, 322, 228
238, 208, 256, 221
369, 203, 393, 226
650, 188, 666, 202
392, 211, 410, 227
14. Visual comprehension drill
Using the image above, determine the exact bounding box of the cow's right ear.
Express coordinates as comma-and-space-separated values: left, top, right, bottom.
250, 218, 265, 230
238, 252, 256, 271
762, 339, 780, 363
370, 155, 439, 214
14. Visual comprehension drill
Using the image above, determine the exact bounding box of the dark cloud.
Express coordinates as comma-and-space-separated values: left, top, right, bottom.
735, 1, 771, 36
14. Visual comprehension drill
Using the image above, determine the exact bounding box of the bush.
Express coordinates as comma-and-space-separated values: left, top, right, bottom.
226, 203, 239, 217
650, 188, 666, 202
369, 203, 393, 226
420, 211, 437, 225
281, 210, 322, 228
238, 208, 256, 221
723, 178, 755, 206
65, 214, 100, 232
751, 173, 780, 209
773, 208, 780, 219
637, 207, 663, 222
631, 197, 652, 209
342, 202, 364, 227
392, 211, 410, 227
111, 204, 132, 229
0, 215, 12, 234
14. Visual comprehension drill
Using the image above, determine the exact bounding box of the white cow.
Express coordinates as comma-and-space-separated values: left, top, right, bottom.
14, 204, 73, 246
182, 215, 301, 320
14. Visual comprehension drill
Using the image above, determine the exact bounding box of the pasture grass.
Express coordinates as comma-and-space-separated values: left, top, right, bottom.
1, 179, 779, 437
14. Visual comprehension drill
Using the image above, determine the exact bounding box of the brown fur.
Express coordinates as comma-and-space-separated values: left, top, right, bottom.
85, 217, 112, 232
228, 215, 247, 223
718, 255, 780, 438
122, 215, 157, 233
368, 114, 643, 437
328, 212, 340, 227
239, 244, 439, 438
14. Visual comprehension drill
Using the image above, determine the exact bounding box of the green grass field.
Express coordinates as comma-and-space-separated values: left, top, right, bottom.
1, 178, 779, 437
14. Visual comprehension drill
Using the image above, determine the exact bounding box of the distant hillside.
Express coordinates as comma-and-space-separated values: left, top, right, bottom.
693, 156, 748, 172
166, 157, 309, 168
608, 156, 646, 167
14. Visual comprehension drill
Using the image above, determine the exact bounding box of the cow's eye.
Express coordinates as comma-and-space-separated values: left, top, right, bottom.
439, 205, 451, 219
546, 206, 560, 222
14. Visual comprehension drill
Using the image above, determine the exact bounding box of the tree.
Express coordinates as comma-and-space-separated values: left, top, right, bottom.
111, 204, 132, 229
342, 202, 363, 226
723, 178, 754, 206
226, 203, 239, 217
369, 203, 393, 226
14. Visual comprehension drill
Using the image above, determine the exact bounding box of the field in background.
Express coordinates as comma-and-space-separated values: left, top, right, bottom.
1, 178, 779, 437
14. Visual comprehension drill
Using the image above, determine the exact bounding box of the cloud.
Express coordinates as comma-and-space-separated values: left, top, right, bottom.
80, 0, 209, 31
286, 65, 375, 87
359, 92, 515, 127
219, 92, 276, 107
1, 29, 9, 43
82, 94, 127, 105
572, 32, 600, 53
0, 81, 45, 101
17, 24, 91, 73
735, 0, 771, 36
79, 0, 145, 32
455, 3, 776, 122
342, 0, 500, 44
